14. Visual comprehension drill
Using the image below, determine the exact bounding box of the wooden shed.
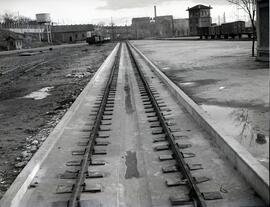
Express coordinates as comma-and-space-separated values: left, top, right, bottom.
0, 30, 24, 50
6, 34, 23, 50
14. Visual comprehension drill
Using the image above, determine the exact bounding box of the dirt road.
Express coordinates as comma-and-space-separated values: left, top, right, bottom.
0, 43, 116, 198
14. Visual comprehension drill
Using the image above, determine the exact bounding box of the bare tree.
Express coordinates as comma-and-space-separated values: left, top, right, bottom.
228, 0, 256, 56
2, 12, 17, 24
17, 16, 33, 24
1, 12, 33, 25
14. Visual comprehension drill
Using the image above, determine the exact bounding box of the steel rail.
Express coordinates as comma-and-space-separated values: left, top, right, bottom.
126, 41, 207, 207
67, 43, 121, 207
1, 59, 47, 75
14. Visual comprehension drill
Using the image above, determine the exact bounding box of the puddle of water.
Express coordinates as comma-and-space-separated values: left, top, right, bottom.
200, 104, 269, 169
219, 86, 225, 90
162, 66, 171, 70
125, 151, 139, 179
124, 72, 134, 114
23, 87, 54, 100
179, 82, 197, 87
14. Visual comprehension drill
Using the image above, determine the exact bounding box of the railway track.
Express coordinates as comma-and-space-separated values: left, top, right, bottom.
0, 59, 49, 76
127, 43, 210, 207
0, 42, 267, 207
66, 41, 121, 207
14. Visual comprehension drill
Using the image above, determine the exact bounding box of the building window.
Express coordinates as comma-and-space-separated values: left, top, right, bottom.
82, 34, 85, 38
75, 34, 78, 38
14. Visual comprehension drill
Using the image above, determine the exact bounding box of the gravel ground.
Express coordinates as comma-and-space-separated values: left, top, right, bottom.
0, 42, 116, 198
132, 40, 269, 169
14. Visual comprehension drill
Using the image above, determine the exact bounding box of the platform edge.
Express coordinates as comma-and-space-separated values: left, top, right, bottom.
0, 43, 120, 207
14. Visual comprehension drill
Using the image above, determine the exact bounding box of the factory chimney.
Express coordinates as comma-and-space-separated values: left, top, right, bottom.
154, 5, 157, 19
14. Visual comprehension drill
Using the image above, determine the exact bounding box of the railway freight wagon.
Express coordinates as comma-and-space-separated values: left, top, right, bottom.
221, 21, 245, 38
86, 31, 110, 45
210, 25, 221, 38
197, 27, 211, 39
198, 20, 248, 39
86, 31, 103, 45
244, 27, 254, 38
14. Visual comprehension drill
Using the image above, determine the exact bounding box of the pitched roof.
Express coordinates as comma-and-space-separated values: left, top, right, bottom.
0, 29, 24, 40
52, 24, 94, 33
187, 4, 212, 10
132, 17, 151, 21
155, 15, 173, 20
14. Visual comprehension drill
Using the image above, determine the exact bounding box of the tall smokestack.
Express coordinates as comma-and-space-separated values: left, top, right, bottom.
154, 5, 157, 19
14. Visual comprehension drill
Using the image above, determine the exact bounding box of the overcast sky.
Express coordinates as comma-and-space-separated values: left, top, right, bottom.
0, 0, 249, 25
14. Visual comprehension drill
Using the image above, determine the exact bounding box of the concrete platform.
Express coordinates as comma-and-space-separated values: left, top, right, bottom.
0, 43, 120, 207
130, 40, 269, 169
129, 41, 269, 204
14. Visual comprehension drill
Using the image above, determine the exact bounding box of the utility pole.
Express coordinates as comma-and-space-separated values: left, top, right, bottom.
125, 20, 128, 40
110, 17, 114, 41
17, 11, 19, 25
135, 23, 138, 40
236, 5, 240, 20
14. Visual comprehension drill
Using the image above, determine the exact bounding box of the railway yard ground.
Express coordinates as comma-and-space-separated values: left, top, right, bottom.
0, 40, 269, 207
0, 43, 116, 198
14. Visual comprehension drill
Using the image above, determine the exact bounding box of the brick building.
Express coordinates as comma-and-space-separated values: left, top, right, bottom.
52, 24, 94, 43
187, 4, 212, 36
97, 25, 132, 40
154, 15, 174, 38
131, 17, 152, 39
174, 18, 189, 36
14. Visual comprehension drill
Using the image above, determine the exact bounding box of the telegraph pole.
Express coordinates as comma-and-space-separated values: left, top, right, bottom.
110, 17, 114, 41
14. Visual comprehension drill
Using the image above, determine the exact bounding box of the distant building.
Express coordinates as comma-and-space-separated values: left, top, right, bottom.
131, 17, 151, 39
174, 18, 189, 36
97, 25, 132, 40
52, 24, 94, 43
131, 16, 175, 39
187, 4, 212, 36
154, 15, 174, 37
113, 26, 132, 40
256, 0, 269, 61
